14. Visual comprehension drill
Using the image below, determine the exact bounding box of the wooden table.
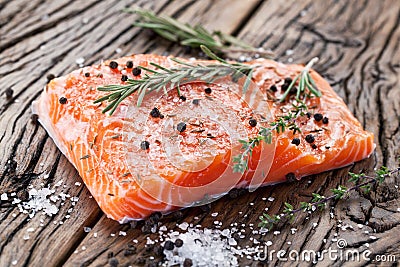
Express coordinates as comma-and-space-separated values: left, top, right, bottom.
1, 0, 399, 266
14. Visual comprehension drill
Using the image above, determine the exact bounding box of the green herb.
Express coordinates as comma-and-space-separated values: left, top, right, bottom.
95, 45, 255, 115
233, 57, 319, 173
259, 166, 399, 229
125, 8, 273, 57
280, 57, 321, 102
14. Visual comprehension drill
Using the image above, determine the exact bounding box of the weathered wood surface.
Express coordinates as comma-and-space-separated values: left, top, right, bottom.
0, 0, 399, 266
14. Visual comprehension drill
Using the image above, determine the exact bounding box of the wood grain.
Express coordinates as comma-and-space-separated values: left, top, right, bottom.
0, 0, 399, 266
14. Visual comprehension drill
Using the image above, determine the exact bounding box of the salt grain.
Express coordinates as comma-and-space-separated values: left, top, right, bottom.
211, 212, 219, 217
84, 227, 91, 233
267, 197, 275, 202
76, 57, 85, 67
1, 193, 8, 200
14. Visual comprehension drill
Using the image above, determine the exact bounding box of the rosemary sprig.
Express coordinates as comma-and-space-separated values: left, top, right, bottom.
125, 8, 273, 57
280, 57, 321, 102
95, 46, 255, 115
233, 57, 320, 173
259, 166, 400, 229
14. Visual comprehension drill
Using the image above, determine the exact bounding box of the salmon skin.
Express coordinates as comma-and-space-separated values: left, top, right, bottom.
32, 54, 374, 222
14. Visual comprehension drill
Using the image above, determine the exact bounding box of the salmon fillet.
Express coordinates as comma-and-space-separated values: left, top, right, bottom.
32, 54, 374, 222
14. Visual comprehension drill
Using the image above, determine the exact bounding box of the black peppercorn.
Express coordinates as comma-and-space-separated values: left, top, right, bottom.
322, 117, 329, 124
159, 114, 164, 119
109, 61, 118, 69
284, 77, 293, 84
192, 99, 200, 105
121, 75, 128, 82
140, 141, 150, 150
126, 61, 133, 68
313, 113, 323, 122
47, 74, 56, 82
249, 118, 257, 127
163, 240, 174, 250
84, 72, 90, 77
291, 138, 300, 146
150, 107, 161, 118
285, 172, 296, 182
153, 245, 164, 256
306, 112, 311, 119
177, 122, 187, 132
175, 239, 184, 247
183, 258, 193, 267
132, 67, 141, 76
281, 83, 289, 91
269, 85, 277, 92
5, 88, 13, 99
59, 97, 67, 104
179, 95, 187, 101
311, 144, 318, 149
31, 114, 39, 123
204, 87, 212, 94
305, 134, 315, 143
108, 257, 118, 267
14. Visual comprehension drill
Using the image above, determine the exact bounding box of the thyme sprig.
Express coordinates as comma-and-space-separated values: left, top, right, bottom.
95, 46, 255, 115
233, 57, 320, 173
233, 101, 306, 173
125, 8, 273, 57
259, 166, 400, 229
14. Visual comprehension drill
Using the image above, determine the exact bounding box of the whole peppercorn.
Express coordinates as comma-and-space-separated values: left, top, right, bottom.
285, 172, 296, 182
313, 113, 323, 122
47, 73, 56, 82
108, 257, 119, 267
163, 240, 174, 251
249, 118, 257, 127
126, 61, 133, 68
5, 88, 13, 99
183, 258, 193, 267
179, 95, 187, 101
204, 87, 212, 94
132, 67, 141, 76
109, 61, 118, 69
59, 97, 67, 104
150, 107, 161, 118
121, 75, 128, 82
175, 239, 184, 247
284, 77, 293, 84
192, 99, 200, 105
311, 144, 318, 149
322, 117, 329, 124
140, 141, 150, 150
291, 138, 300, 146
269, 85, 277, 92
177, 122, 187, 132
84, 72, 90, 77
305, 134, 315, 143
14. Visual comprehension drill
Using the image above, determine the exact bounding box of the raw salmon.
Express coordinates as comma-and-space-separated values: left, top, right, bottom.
32, 54, 374, 222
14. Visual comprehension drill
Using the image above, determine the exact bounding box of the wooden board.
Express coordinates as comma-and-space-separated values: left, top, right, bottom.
0, 0, 399, 266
